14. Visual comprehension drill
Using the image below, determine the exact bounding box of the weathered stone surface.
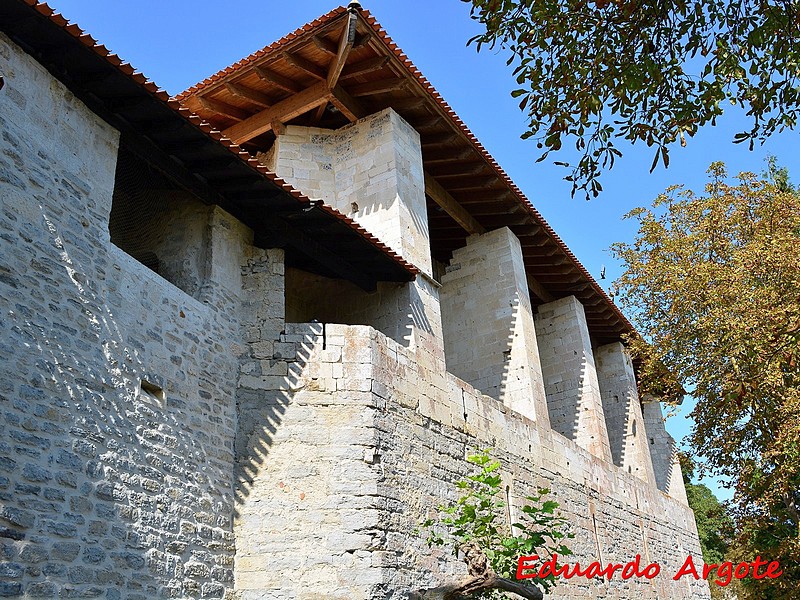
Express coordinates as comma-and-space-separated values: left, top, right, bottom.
266, 109, 430, 275
236, 327, 708, 599
440, 227, 549, 426
1, 19, 707, 600
596, 342, 657, 485
535, 296, 613, 462
0, 31, 242, 600
642, 397, 689, 502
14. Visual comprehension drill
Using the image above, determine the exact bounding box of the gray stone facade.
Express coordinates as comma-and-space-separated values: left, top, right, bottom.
0, 18, 708, 600
1, 32, 242, 598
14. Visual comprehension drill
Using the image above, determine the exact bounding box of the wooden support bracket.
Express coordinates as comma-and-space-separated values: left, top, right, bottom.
424, 172, 485, 236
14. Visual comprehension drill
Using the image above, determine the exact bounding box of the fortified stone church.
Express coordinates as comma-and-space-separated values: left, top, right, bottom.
0, 1, 709, 598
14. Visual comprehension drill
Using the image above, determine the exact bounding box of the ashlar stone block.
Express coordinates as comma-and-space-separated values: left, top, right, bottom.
595, 342, 657, 485
535, 295, 613, 462
642, 397, 689, 504
440, 228, 549, 425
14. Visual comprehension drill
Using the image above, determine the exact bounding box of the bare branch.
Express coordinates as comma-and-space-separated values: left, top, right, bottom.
409, 543, 543, 600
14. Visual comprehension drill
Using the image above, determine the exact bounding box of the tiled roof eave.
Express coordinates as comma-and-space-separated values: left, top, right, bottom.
2, 0, 417, 284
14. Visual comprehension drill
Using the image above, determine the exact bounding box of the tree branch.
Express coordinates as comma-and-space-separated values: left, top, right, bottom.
408, 575, 543, 600
409, 543, 543, 600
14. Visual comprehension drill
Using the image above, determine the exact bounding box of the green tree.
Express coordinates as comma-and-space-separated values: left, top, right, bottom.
679, 452, 735, 600
463, 0, 800, 198
413, 450, 573, 599
612, 162, 800, 598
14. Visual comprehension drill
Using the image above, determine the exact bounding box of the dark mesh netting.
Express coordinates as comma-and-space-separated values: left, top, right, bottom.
108, 146, 177, 274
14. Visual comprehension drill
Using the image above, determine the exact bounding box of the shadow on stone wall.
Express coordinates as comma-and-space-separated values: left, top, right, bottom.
607, 390, 636, 472
233, 314, 320, 521
550, 348, 593, 446
1, 201, 236, 597
496, 292, 539, 423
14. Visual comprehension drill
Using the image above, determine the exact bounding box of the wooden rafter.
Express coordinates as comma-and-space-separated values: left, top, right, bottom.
225, 83, 272, 108
353, 32, 371, 48
428, 162, 487, 177
424, 172, 485, 236
271, 120, 287, 136
526, 273, 555, 303
533, 264, 579, 275
254, 66, 302, 94
313, 35, 338, 56
223, 81, 329, 144
472, 215, 531, 227
340, 55, 391, 81
389, 97, 427, 110
451, 190, 514, 203
445, 177, 498, 190
327, 10, 358, 89
422, 147, 474, 163
283, 51, 327, 80
310, 102, 328, 125
330, 85, 365, 122
420, 131, 459, 146
407, 114, 444, 131
198, 97, 249, 121
349, 78, 407, 96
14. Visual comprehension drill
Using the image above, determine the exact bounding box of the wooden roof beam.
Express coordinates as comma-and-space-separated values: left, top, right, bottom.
349, 78, 407, 96
424, 172, 485, 236
408, 114, 445, 131
421, 131, 460, 147
428, 163, 487, 177
225, 83, 272, 108
327, 10, 358, 89
534, 273, 585, 284
353, 32, 371, 48
313, 35, 338, 56
197, 97, 250, 121
445, 177, 498, 190
223, 81, 329, 144
531, 264, 579, 274
451, 190, 515, 203
465, 205, 522, 216
527, 273, 555, 303
254, 66, 303, 94
422, 147, 474, 163
472, 214, 531, 227
389, 97, 427, 111
521, 246, 562, 258
310, 102, 329, 126
283, 51, 327, 81
340, 55, 391, 81
330, 84, 367, 122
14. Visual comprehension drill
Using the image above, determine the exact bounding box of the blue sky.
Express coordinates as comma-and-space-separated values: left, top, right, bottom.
47, 0, 800, 500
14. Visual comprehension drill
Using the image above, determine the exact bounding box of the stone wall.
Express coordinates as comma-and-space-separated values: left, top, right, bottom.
0, 32, 250, 599
595, 343, 657, 485
2, 24, 706, 600
439, 228, 549, 426
535, 296, 613, 462
269, 110, 443, 370
264, 109, 431, 276
238, 323, 709, 600
642, 398, 689, 502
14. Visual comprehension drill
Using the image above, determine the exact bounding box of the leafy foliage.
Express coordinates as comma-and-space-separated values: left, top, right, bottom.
420, 450, 573, 599
463, 0, 800, 198
679, 453, 733, 567
612, 162, 800, 597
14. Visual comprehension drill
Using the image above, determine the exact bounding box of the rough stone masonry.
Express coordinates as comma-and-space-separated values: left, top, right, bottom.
0, 14, 708, 600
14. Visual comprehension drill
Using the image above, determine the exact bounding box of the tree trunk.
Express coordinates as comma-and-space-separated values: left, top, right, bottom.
409, 543, 544, 600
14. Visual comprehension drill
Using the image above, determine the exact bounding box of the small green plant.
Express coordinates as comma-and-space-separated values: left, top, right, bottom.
419, 449, 573, 599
